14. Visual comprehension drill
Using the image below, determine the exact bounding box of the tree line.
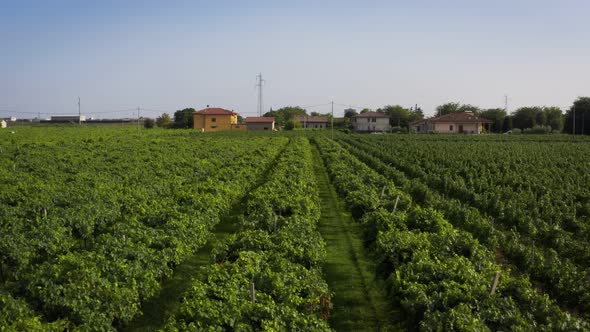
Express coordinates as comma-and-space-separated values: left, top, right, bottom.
149, 97, 590, 135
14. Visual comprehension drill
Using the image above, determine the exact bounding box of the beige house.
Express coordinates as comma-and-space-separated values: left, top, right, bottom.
352, 112, 390, 132
245, 117, 275, 131
411, 112, 491, 134
293, 115, 329, 129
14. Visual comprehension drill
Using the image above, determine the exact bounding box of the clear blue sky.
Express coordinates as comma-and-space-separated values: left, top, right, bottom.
1, 0, 589, 118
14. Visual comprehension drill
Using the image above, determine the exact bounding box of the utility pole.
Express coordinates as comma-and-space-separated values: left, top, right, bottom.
256, 73, 265, 116
137, 106, 140, 131
331, 101, 334, 139
78, 97, 81, 125
504, 95, 508, 112
573, 104, 576, 139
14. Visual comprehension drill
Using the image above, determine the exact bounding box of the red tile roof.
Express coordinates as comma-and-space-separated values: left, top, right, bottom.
410, 112, 492, 125
294, 115, 329, 123
430, 112, 492, 123
245, 117, 275, 123
354, 111, 389, 118
194, 108, 236, 115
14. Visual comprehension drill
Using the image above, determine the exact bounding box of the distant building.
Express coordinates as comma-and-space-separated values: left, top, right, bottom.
410, 112, 491, 134
245, 117, 275, 131
352, 112, 390, 132
50, 115, 86, 123
193, 107, 245, 132
294, 115, 329, 129
0, 120, 6, 128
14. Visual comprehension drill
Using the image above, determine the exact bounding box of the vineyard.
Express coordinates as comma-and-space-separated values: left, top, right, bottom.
1, 127, 589, 331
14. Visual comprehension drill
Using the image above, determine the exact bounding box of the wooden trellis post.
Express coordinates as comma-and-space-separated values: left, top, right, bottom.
393, 195, 400, 213
489, 272, 501, 295
250, 282, 256, 303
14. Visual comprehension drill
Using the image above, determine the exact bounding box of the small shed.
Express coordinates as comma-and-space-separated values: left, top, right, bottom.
0, 120, 6, 128
245, 117, 275, 131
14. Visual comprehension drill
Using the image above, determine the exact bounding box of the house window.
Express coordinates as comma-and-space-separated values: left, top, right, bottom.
450, 125, 454, 131
367, 118, 370, 122
263, 127, 268, 130
211, 118, 216, 122
211, 125, 218, 129
372, 118, 376, 122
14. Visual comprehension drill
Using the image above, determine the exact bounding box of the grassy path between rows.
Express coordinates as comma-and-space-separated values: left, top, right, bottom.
121, 210, 241, 332
122, 141, 291, 331
311, 142, 400, 331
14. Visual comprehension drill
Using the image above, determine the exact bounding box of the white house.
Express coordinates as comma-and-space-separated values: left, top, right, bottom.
352, 112, 390, 132
293, 115, 329, 129
410, 112, 491, 134
0, 120, 6, 128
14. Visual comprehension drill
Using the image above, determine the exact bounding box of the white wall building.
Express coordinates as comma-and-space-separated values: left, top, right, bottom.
352, 112, 390, 132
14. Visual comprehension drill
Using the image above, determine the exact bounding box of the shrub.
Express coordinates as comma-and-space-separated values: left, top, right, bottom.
143, 118, 155, 129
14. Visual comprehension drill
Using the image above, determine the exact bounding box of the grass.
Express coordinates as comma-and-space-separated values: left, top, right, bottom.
311, 141, 403, 331
122, 141, 290, 331
121, 212, 240, 332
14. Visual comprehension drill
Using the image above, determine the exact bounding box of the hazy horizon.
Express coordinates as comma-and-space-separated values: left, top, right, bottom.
1, 0, 589, 119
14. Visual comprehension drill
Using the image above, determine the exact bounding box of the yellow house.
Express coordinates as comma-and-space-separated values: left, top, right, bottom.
193, 107, 244, 132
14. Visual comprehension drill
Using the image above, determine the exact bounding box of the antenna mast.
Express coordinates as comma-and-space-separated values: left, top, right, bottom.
256, 73, 265, 116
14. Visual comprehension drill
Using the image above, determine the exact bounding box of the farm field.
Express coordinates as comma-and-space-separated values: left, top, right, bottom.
1, 127, 589, 331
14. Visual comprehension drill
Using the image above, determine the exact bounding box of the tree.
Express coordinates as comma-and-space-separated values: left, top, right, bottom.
435, 102, 461, 117
284, 119, 301, 130
503, 115, 513, 131
512, 107, 542, 129
264, 106, 307, 127
480, 108, 506, 133
379, 105, 410, 128
564, 97, 590, 135
310, 111, 321, 116
173, 108, 195, 129
543, 107, 563, 132
408, 107, 424, 123
360, 108, 371, 114
156, 113, 172, 128
343, 108, 358, 118
143, 118, 155, 129
435, 102, 480, 117
460, 104, 480, 114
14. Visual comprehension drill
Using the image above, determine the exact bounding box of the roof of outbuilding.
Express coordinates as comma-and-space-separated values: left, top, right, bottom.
194, 108, 236, 115
354, 111, 389, 118
245, 117, 275, 123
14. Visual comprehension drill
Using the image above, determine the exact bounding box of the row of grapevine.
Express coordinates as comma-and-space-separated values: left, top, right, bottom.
0, 128, 288, 330
337, 135, 590, 316
164, 137, 332, 331
314, 136, 587, 330
356, 136, 590, 265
